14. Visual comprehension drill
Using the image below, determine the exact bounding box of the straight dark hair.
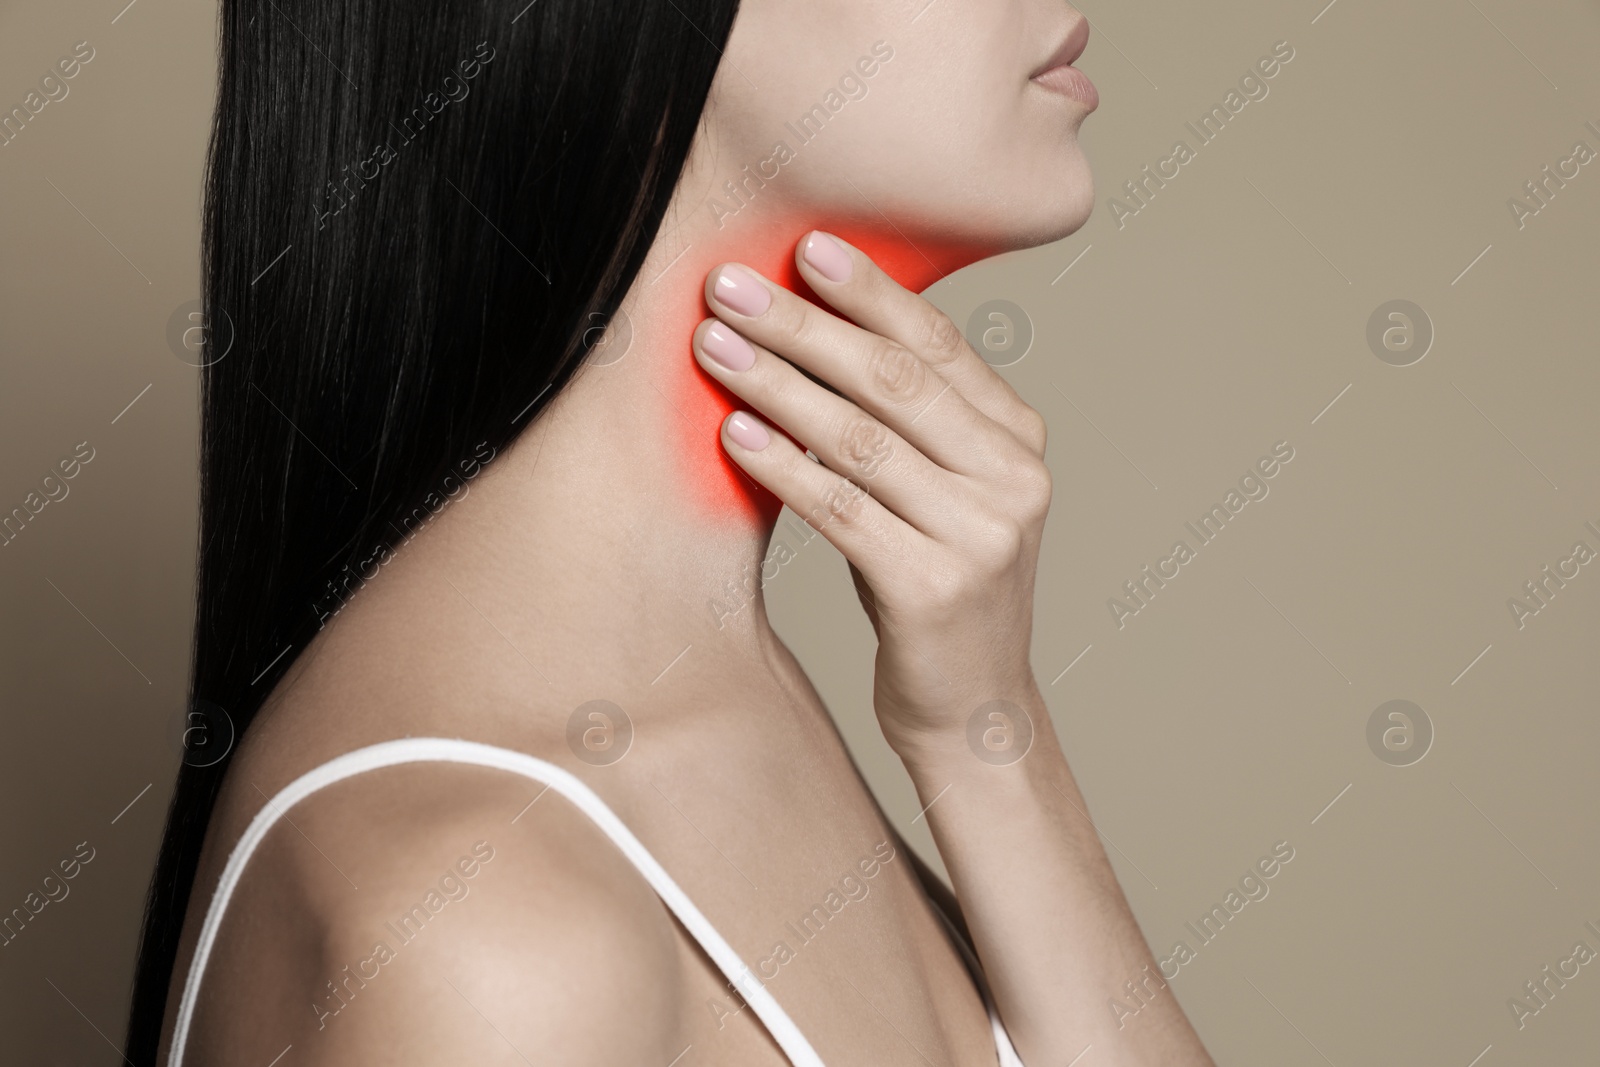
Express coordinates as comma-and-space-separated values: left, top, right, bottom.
127, 0, 740, 1057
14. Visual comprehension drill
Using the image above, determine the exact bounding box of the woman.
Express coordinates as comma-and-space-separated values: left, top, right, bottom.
131, 0, 1214, 1063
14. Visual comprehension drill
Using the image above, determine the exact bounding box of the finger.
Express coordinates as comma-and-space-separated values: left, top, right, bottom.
693, 318, 966, 538
795, 231, 1048, 458
717, 408, 923, 582
704, 263, 1012, 478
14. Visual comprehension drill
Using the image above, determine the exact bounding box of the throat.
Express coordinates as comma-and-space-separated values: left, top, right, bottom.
412, 216, 1000, 691
650, 221, 996, 531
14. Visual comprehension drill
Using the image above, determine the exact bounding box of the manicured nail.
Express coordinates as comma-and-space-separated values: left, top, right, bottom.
803, 232, 853, 283
701, 321, 755, 372
726, 411, 770, 451
714, 265, 772, 317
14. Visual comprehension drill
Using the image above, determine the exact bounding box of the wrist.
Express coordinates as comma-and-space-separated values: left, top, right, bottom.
886, 682, 1059, 780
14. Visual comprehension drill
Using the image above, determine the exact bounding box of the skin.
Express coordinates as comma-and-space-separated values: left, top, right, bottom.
161, 1, 1213, 1064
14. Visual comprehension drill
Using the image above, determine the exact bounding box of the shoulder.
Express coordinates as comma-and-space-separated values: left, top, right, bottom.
196, 752, 685, 1064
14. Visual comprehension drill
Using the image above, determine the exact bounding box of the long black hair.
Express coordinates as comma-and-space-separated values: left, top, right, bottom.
128, 0, 741, 1057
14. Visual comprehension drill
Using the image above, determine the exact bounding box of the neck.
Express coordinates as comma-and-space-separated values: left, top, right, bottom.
418, 204, 995, 692
653, 215, 991, 527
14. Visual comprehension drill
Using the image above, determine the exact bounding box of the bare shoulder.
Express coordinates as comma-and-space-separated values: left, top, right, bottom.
188, 756, 686, 1065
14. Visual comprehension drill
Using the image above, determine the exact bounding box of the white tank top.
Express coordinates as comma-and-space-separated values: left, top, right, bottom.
167, 738, 1026, 1067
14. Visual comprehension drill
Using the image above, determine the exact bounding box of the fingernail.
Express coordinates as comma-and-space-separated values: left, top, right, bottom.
726, 411, 770, 451
701, 321, 755, 372
803, 232, 853, 283
714, 266, 772, 317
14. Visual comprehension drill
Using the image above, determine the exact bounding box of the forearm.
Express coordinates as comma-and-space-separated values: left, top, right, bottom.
896, 686, 1213, 1067
686, 232, 1205, 1060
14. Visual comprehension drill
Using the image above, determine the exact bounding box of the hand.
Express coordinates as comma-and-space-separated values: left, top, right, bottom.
694, 232, 1053, 756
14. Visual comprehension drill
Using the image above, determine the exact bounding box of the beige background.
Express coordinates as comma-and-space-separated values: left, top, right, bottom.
3, 0, 1598, 1063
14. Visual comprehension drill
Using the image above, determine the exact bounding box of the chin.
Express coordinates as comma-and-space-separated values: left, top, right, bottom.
969, 161, 1097, 255
1034, 172, 1097, 245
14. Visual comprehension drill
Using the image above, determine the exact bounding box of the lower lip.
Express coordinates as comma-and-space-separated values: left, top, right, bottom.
1033, 64, 1099, 111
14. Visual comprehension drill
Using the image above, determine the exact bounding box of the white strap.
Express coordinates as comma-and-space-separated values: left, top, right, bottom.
168, 737, 825, 1067
928, 901, 1027, 1067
